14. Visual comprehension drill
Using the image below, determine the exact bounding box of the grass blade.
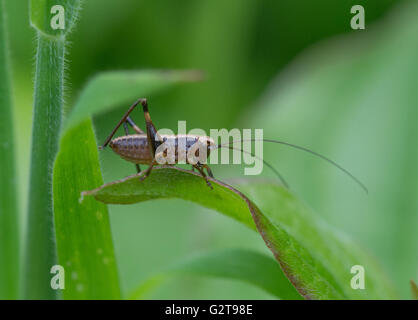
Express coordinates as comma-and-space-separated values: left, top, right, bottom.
0, 0, 19, 299
82, 167, 397, 299
128, 249, 302, 300
53, 120, 120, 299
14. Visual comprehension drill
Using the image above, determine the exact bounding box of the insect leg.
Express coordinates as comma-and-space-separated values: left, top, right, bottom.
100, 98, 147, 149
126, 116, 145, 134
122, 121, 142, 174
142, 100, 162, 158
139, 159, 157, 182
193, 165, 213, 190
201, 164, 214, 178
123, 122, 130, 135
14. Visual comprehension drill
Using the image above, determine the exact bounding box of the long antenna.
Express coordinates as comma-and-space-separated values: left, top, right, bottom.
212, 139, 368, 194
217, 145, 289, 189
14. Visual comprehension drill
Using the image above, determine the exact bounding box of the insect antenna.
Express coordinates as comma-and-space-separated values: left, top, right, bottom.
215, 145, 290, 189
211, 139, 368, 194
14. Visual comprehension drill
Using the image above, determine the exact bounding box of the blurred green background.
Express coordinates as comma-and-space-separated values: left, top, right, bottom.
5, 0, 417, 298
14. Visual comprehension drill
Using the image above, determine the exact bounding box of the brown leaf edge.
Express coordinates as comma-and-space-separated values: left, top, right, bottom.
411, 280, 418, 300
81, 166, 312, 299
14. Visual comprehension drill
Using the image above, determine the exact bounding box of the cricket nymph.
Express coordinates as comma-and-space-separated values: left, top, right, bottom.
101, 98, 216, 189
109, 134, 215, 165
100, 98, 367, 192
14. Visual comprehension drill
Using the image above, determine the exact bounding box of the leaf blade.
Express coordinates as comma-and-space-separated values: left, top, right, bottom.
53, 119, 121, 299
82, 167, 397, 299
0, 0, 19, 299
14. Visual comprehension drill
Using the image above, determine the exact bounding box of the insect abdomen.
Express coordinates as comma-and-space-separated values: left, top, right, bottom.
109, 134, 212, 165
109, 134, 153, 164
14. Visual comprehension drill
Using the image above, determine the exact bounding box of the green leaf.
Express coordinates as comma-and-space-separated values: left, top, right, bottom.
82, 167, 256, 230
53, 119, 120, 299
0, 0, 19, 299
82, 167, 396, 299
128, 249, 302, 300
30, 0, 82, 38
64, 70, 202, 130
237, 181, 397, 300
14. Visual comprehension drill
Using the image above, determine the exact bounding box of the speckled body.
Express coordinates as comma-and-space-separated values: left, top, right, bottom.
109, 134, 213, 164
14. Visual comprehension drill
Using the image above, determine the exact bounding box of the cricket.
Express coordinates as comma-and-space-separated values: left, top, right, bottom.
100, 98, 368, 193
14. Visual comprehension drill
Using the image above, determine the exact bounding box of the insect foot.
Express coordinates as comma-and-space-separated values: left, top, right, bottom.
206, 180, 214, 190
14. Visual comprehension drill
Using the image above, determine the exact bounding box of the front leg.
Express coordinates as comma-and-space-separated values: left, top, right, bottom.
201, 164, 214, 178
101, 98, 147, 149
193, 165, 213, 190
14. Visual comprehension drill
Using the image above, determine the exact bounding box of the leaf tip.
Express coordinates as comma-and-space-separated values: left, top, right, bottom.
182, 69, 205, 82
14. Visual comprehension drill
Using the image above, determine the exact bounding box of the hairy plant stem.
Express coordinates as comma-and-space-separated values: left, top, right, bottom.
23, 34, 65, 299
0, 0, 19, 299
